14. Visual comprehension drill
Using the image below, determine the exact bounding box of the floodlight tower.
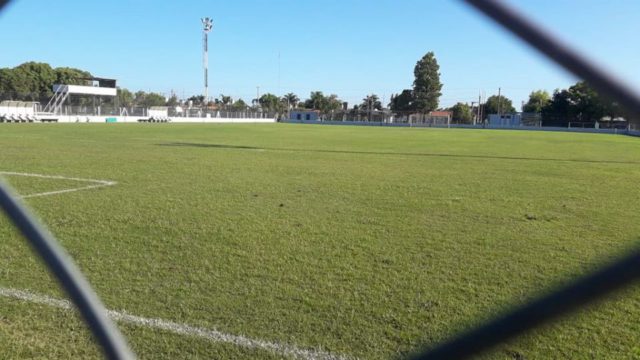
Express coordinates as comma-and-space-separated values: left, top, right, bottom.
201, 17, 213, 103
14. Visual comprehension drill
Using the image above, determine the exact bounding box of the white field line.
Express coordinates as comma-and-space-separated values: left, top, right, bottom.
0, 287, 352, 360
0, 171, 116, 198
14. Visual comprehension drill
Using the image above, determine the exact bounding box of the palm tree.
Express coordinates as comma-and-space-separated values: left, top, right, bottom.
219, 94, 233, 109
251, 98, 260, 110
230, 98, 248, 112
309, 91, 326, 110
361, 94, 383, 122
361, 94, 382, 111
282, 93, 299, 109
258, 93, 280, 112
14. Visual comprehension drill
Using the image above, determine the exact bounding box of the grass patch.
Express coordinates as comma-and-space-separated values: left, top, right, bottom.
0, 123, 639, 359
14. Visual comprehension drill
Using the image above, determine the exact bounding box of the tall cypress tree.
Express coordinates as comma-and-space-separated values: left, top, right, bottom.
412, 52, 443, 112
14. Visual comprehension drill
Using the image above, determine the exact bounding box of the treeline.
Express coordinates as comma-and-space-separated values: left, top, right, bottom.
252, 51, 443, 116
0, 62, 91, 103
531, 82, 623, 126
0, 53, 445, 116
441, 83, 624, 126
1, 60, 625, 126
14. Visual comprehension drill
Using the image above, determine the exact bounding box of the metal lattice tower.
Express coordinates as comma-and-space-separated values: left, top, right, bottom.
201, 17, 213, 103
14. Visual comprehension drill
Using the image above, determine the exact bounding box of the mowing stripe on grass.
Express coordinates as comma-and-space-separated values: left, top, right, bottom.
0, 171, 116, 198
0, 287, 352, 360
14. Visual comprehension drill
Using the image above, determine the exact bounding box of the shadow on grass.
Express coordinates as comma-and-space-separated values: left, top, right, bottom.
159, 142, 261, 150
157, 142, 640, 165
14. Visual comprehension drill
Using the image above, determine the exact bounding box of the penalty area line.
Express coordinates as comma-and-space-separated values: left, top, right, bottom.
0, 171, 117, 198
0, 287, 352, 360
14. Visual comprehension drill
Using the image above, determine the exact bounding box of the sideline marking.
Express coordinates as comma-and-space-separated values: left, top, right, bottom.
0, 171, 116, 198
0, 287, 351, 360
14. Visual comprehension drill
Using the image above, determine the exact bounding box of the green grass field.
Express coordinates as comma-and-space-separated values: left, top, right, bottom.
1, 123, 640, 359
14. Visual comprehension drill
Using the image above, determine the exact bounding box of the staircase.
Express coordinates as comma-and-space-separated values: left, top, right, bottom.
43, 85, 70, 114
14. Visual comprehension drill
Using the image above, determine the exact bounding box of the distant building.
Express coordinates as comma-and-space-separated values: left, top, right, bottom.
289, 110, 320, 121
488, 113, 522, 127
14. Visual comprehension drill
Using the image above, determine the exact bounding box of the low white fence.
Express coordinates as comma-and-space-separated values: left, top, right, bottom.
283, 119, 640, 136
33, 115, 275, 124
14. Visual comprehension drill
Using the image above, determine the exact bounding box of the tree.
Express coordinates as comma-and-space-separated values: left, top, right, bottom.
117, 88, 134, 107
412, 52, 443, 112
484, 94, 515, 116
166, 94, 179, 107
219, 94, 233, 109
0, 62, 93, 102
133, 91, 166, 107
324, 94, 343, 113
541, 81, 622, 126
304, 91, 326, 110
54, 67, 91, 86
299, 91, 343, 117
9, 62, 57, 102
230, 98, 248, 112
566, 81, 607, 123
146, 93, 167, 107
258, 93, 281, 112
389, 89, 414, 113
449, 102, 473, 124
361, 94, 382, 111
282, 93, 299, 109
0, 67, 21, 100
134, 91, 147, 106
187, 95, 205, 106
523, 90, 550, 113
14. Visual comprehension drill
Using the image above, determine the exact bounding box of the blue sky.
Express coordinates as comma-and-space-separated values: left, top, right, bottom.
1, 0, 639, 110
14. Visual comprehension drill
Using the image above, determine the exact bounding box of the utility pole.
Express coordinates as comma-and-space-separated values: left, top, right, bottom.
470, 101, 477, 125
477, 93, 482, 126
369, 95, 372, 122
479, 94, 482, 125
497, 87, 502, 117
201, 17, 213, 104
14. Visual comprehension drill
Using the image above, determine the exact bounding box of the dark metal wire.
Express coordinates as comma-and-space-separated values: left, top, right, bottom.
0, 2, 133, 358
410, 250, 640, 360
409, 0, 640, 358
464, 0, 640, 119
0, 179, 135, 360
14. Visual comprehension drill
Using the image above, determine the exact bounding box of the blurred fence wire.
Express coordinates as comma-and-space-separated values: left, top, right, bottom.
410, 0, 640, 358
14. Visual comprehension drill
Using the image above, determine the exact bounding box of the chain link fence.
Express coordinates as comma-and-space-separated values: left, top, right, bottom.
32, 104, 278, 119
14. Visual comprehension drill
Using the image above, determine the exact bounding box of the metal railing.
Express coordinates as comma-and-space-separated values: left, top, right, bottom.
1, 0, 640, 359
39, 105, 278, 119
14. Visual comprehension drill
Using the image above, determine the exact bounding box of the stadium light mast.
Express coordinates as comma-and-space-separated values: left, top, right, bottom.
201, 17, 213, 104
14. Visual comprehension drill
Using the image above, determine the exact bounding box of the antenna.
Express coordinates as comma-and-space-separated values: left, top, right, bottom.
201, 17, 213, 104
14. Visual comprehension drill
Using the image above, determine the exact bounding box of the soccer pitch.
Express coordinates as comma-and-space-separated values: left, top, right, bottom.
1, 123, 639, 359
